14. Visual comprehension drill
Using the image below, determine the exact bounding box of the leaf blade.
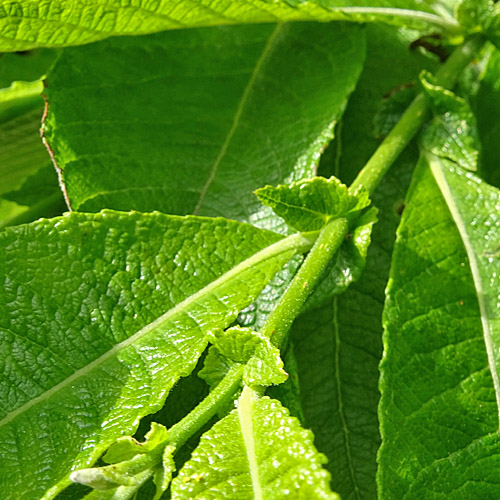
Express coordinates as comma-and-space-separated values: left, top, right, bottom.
171, 388, 338, 499
0, 211, 310, 499
378, 156, 500, 498
0, 1, 456, 51
42, 23, 365, 229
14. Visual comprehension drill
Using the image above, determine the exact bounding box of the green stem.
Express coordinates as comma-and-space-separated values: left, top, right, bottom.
168, 364, 245, 449
262, 217, 349, 348
350, 36, 483, 196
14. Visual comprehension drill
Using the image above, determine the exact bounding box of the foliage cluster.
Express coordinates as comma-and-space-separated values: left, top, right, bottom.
1, 1, 500, 499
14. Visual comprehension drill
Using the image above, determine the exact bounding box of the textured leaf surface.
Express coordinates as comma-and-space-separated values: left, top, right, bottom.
0, 1, 456, 51
256, 176, 369, 232
199, 326, 287, 388
0, 211, 308, 499
378, 155, 500, 498
42, 22, 365, 230
290, 24, 435, 499
171, 388, 338, 500
420, 70, 480, 171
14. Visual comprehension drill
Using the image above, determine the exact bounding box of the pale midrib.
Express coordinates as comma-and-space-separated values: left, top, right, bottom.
0, 231, 313, 428
333, 297, 362, 500
238, 386, 263, 500
192, 24, 283, 215
430, 155, 500, 427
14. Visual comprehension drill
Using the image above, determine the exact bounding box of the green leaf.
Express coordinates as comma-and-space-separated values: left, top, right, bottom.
255, 176, 370, 232
199, 326, 288, 389
42, 23, 365, 230
468, 44, 500, 187
0, 211, 312, 499
419, 69, 480, 171
0, 79, 43, 123
171, 388, 338, 500
290, 24, 436, 500
103, 423, 169, 464
0, 164, 67, 229
0, 48, 57, 88
72, 424, 175, 500
0, 1, 459, 52
0, 105, 48, 197
378, 155, 500, 498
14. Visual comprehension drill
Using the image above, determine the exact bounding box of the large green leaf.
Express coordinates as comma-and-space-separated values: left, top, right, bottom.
0, 211, 313, 499
290, 24, 436, 499
42, 22, 365, 230
0, 1, 459, 52
378, 155, 500, 498
171, 387, 338, 499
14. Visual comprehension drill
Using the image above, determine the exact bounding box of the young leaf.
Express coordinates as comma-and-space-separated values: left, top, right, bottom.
290, 23, 436, 499
103, 423, 168, 464
379, 156, 500, 498
419, 70, 480, 171
199, 326, 288, 389
0, 211, 312, 499
171, 388, 339, 499
0, 1, 459, 51
255, 176, 370, 232
42, 23, 365, 230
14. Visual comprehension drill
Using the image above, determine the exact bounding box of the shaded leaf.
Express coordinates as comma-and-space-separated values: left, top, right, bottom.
0, 211, 312, 499
171, 388, 338, 499
378, 155, 500, 498
42, 23, 365, 232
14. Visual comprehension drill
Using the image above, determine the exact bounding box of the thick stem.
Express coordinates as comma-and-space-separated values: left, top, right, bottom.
350, 36, 483, 196
262, 217, 349, 348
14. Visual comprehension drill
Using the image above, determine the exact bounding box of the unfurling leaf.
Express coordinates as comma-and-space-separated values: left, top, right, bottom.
103, 423, 168, 464
199, 326, 288, 388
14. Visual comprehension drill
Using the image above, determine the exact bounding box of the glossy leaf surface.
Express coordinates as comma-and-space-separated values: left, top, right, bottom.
171, 388, 338, 499
0, 211, 309, 499
378, 156, 500, 498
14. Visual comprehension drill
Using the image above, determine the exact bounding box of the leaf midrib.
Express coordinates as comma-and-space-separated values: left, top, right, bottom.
192, 23, 283, 215
0, 231, 313, 429
429, 154, 500, 427
238, 386, 263, 500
